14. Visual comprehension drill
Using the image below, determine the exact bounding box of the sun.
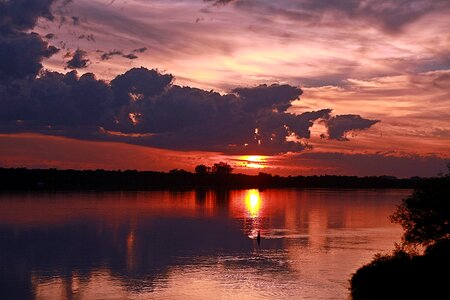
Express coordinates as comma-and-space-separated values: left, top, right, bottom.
238, 155, 268, 169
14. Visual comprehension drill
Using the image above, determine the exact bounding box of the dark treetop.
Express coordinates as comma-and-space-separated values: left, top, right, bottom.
0, 166, 426, 191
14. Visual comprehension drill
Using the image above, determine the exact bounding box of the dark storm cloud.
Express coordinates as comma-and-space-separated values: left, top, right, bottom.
324, 115, 380, 141
118, 80, 323, 154
232, 84, 302, 112
66, 49, 89, 69
110, 67, 174, 106
0, 32, 59, 81
0, 0, 60, 81
0, 0, 379, 155
0, 0, 56, 32
210, 0, 450, 33
0, 66, 377, 155
0, 70, 113, 126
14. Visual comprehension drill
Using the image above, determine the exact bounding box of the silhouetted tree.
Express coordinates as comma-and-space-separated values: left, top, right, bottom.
0, 167, 424, 190
195, 164, 210, 174
350, 240, 450, 300
169, 169, 190, 175
211, 162, 233, 175
351, 164, 450, 299
391, 165, 450, 247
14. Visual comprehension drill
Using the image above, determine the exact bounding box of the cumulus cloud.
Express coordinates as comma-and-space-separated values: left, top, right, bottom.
232, 84, 302, 113
0, 0, 379, 155
0, 32, 59, 81
0, 0, 56, 32
124, 81, 323, 154
0, 66, 378, 154
0, 0, 60, 81
66, 49, 89, 69
110, 67, 174, 106
325, 115, 380, 141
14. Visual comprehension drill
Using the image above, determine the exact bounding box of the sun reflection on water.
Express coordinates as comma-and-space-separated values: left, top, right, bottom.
2, 190, 408, 300
245, 189, 261, 218
244, 189, 263, 240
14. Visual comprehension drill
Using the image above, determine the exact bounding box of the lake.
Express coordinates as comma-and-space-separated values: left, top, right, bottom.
0, 189, 410, 299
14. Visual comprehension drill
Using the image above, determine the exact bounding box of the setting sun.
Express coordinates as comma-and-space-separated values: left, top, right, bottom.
238, 155, 268, 169
1, 0, 449, 299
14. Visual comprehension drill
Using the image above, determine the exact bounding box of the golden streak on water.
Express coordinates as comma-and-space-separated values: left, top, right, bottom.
245, 189, 261, 218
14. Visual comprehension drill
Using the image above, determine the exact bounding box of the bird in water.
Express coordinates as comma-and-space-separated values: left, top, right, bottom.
257, 230, 261, 245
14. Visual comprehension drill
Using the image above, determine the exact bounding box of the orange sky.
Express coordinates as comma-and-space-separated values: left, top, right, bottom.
0, 0, 449, 177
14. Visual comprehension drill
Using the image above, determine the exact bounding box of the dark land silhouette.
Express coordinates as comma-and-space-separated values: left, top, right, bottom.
0, 164, 428, 191
350, 170, 450, 299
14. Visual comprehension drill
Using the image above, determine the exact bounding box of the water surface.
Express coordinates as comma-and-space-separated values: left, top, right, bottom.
0, 189, 410, 299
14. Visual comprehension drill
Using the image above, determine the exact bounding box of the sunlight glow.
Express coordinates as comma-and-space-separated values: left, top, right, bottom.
128, 112, 141, 125
245, 189, 261, 218
238, 155, 268, 169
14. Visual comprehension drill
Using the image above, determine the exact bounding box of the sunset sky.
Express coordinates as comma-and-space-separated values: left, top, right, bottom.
0, 0, 449, 177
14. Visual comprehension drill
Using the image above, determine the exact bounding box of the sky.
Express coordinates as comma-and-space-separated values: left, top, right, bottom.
0, 0, 449, 177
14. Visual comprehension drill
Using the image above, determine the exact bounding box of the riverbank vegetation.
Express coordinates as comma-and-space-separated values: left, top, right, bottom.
350, 166, 450, 299
0, 164, 427, 191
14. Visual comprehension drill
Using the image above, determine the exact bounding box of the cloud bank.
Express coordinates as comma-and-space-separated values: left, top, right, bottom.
206, 0, 450, 33
0, 0, 60, 81
0, 0, 379, 155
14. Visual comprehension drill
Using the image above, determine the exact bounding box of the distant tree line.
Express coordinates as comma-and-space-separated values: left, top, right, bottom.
195, 162, 233, 175
0, 164, 430, 191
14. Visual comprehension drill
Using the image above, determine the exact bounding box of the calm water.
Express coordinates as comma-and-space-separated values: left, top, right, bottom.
0, 189, 411, 299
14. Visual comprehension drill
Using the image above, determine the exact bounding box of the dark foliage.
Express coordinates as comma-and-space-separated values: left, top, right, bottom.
351, 167, 450, 299
391, 174, 450, 246
194, 164, 210, 174
211, 162, 233, 175
0, 167, 425, 191
350, 239, 450, 300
